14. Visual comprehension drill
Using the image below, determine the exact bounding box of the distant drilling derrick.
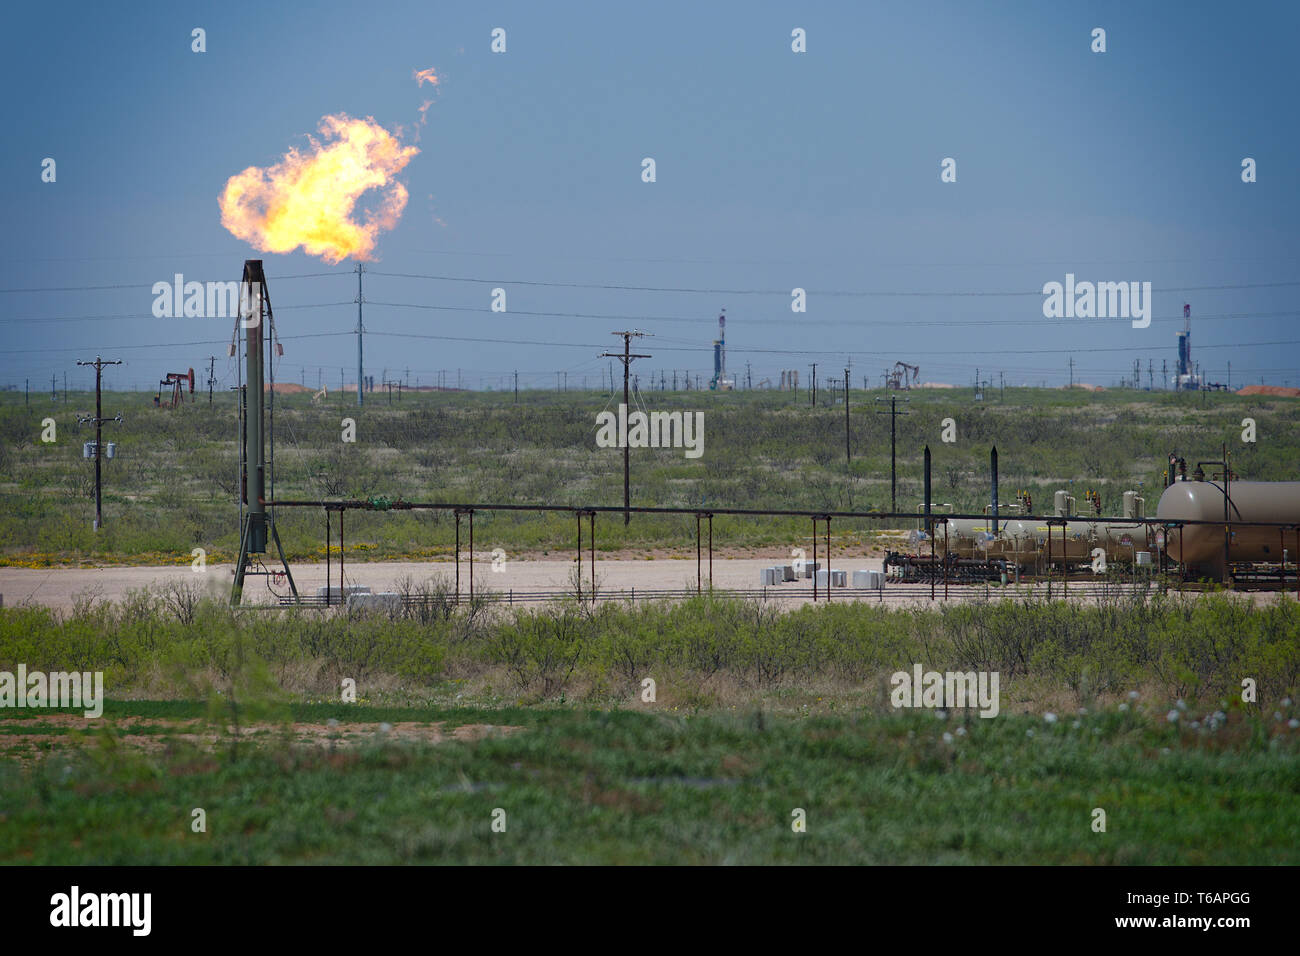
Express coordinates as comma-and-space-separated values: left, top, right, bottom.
710, 309, 733, 390
1176, 303, 1201, 390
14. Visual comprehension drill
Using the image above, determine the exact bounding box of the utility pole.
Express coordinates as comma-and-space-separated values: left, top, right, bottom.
999, 371, 1005, 402
355, 262, 365, 407
76, 356, 122, 531
1068, 356, 1074, 388
1148, 359, 1153, 391
51, 375, 56, 403
63, 372, 67, 404
1227, 361, 1231, 391
844, 367, 851, 463
874, 395, 909, 512
810, 363, 817, 406
600, 330, 652, 525
208, 355, 216, 404
1162, 359, 1167, 390
514, 370, 519, 404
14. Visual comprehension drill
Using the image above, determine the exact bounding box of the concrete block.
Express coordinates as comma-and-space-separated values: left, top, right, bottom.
347, 591, 402, 612
854, 569, 884, 589
317, 585, 371, 600
781, 565, 795, 582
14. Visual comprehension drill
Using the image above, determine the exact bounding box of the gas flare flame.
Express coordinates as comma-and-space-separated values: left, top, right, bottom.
219, 113, 419, 264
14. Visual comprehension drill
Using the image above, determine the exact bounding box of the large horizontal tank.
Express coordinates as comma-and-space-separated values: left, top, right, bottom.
1157, 480, 1300, 576
992, 490, 1151, 567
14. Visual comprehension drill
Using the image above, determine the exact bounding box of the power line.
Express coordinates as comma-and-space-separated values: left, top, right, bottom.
363, 329, 1300, 359
0, 301, 354, 325
0, 272, 352, 294
409, 247, 1300, 269
0, 331, 354, 356
365, 300, 1300, 329
367, 270, 1300, 297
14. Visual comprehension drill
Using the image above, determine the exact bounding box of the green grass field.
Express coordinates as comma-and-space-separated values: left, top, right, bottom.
2, 385, 1297, 864
0, 592, 1296, 863
1, 700, 1296, 864
2, 385, 1296, 565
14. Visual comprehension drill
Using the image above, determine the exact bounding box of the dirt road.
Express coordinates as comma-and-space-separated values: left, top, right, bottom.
0, 555, 887, 610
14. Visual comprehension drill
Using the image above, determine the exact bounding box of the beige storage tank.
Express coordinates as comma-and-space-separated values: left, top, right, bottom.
1156, 480, 1300, 576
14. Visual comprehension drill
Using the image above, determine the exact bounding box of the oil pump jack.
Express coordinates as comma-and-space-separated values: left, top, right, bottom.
154, 368, 195, 407
885, 361, 920, 390
230, 260, 297, 604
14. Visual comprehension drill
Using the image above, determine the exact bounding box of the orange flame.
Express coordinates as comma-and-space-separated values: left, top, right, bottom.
219, 114, 419, 264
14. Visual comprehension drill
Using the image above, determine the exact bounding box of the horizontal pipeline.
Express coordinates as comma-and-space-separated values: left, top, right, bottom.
259, 499, 1299, 531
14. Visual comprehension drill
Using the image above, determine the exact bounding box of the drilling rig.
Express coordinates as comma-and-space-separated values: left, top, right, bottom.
709, 309, 734, 390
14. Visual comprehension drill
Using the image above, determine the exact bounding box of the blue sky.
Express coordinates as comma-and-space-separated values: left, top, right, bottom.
2, 0, 1297, 393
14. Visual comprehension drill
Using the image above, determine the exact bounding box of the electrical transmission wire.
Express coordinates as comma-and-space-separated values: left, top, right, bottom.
0, 272, 353, 294
367, 270, 1300, 297
0, 331, 355, 356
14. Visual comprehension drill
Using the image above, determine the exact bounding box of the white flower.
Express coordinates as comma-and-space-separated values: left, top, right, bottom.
936, 709, 948, 720
1128, 690, 1139, 700
942, 732, 954, 744
1283, 697, 1293, 707
1118, 703, 1129, 712
1175, 699, 1187, 711
1044, 712, 1058, 724
1026, 729, 1035, 738
1289, 718, 1300, 730
1166, 710, 1180, 723
955, 726, 967, 736
1190, 720, 1200, 730
1072, 720, 1082, 730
